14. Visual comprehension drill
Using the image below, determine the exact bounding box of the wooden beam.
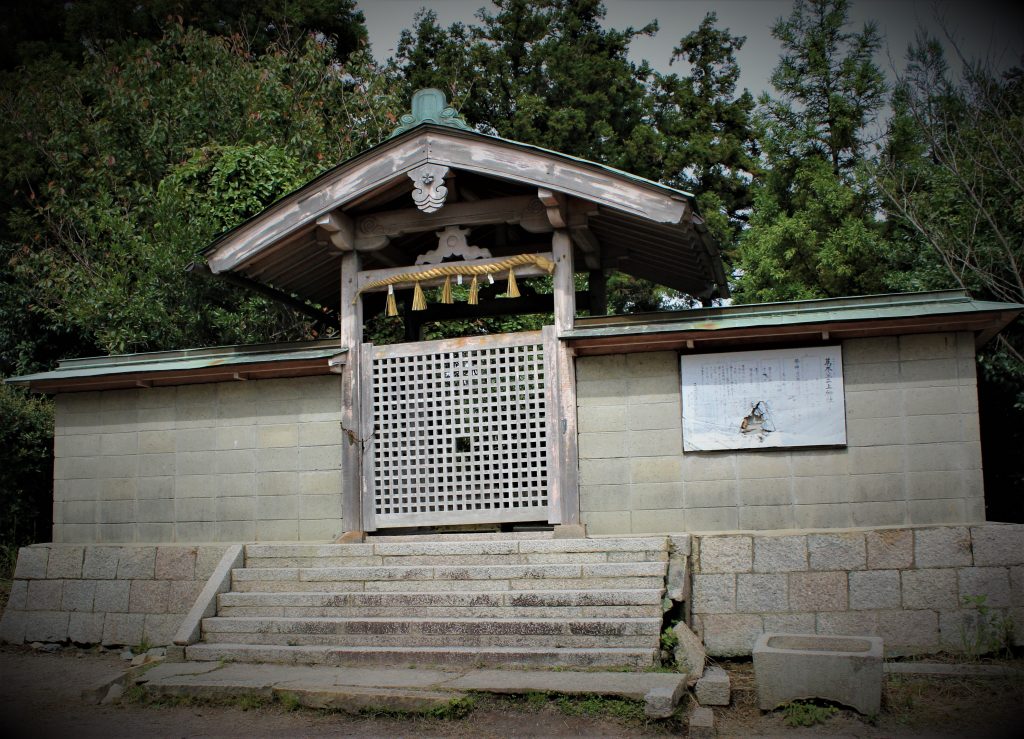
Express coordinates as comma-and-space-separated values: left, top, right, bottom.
537, 188, 567, 228
376, 290, 591, 322
315, 210, 355, 251
567, 199, 601, 270
192, 262, 340, 326
353, 195, 551, 248
571, 227, 601, 270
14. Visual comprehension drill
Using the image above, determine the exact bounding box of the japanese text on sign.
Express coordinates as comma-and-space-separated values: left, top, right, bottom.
681, 346, 847, 451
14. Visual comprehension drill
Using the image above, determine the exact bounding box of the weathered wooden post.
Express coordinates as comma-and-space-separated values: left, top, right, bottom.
548, 227, 583, 535
337, 251, 367, 541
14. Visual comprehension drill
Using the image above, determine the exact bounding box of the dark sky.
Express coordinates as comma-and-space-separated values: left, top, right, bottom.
361, 0, 1024, 98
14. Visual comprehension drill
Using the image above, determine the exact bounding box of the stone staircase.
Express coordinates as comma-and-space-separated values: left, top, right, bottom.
185, 535, 670, 669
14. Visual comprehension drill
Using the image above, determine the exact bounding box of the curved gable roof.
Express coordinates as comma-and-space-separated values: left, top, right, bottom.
202, 90, 728, 310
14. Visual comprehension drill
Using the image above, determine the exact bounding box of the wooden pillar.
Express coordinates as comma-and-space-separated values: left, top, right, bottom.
339, 250, 370, 538
548, 230, 581, 528
552, 229, 575, 334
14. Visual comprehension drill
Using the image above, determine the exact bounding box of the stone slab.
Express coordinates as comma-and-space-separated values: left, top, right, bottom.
173, 544, 244, 645
689, 705, 715, 738
137, 662, 686, 716
672, 622, 706, 683
695, 665, 730, 706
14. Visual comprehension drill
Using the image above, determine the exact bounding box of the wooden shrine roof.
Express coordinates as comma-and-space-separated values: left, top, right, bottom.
199, 90, 729, 317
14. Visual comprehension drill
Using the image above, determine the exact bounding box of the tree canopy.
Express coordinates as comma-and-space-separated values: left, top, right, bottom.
732, 0, 891, 303
0, 17, 401, 376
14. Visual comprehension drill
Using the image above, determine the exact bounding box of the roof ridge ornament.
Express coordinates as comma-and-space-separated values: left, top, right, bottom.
389, 88, 475, 139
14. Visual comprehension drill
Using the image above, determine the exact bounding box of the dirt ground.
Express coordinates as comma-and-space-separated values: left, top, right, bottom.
1, 646, 1023, 738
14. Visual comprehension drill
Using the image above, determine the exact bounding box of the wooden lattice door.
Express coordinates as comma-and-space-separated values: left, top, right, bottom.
369, 332, 550, 528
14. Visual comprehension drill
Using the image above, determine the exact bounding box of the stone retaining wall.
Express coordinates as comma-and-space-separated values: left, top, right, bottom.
690, 523, 1024, 656
0, 544, 228, 646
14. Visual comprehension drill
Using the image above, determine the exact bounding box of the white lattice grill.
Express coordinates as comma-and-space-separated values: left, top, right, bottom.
372, 336, 549, 527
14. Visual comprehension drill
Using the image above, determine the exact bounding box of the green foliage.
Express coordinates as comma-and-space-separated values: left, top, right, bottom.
660, 625, 679, 655
782, 700, 839, 727
133, 639, 155, 655
395, 1, 756, 307
236, 693, 270, 711
359, 696, 477, 720
958, 594, 1016, 659
0, 21, 403, 361
554, 695, 647, 722
0, 384, 53, 547
276, 691, 302, 712
733, 0, 892, 303
877, 37, 1024, 512
0, 0, 368, 70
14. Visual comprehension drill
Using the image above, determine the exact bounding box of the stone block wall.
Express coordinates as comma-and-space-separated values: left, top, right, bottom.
0, 544, 228, 646
577, 332, 983, 535
689, 524, 1024, 656
53, 376, 343, 543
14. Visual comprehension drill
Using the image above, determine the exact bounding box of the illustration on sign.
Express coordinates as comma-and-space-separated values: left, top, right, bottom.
681, 346, 847, 451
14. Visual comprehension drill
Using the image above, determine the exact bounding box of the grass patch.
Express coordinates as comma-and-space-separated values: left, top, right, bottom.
781, 700, 839, 727
236, 694, 270, 711
276, 691, 301, 712
122, 683, 149, 704
358, 696, 477, 720
555, 694, 647, 722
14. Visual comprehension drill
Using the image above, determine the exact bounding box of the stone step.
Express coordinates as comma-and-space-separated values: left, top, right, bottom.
232, 561, 666, 584
245, 550, 666, 568
229, 575, 667, 593
195, 631, 657, 649
216, 603, 663, 619
201, 615, 662, 648
217, 588, 664, 614
185, 642, 659, 670
244, 537, 668, 561
368, 531, 556, 542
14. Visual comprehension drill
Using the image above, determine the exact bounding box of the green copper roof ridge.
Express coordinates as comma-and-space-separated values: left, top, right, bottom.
388, 88, 475, 138
383, 88, 696, 200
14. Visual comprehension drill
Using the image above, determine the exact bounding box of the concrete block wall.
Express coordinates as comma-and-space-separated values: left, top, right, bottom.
0, 544, 228, 646
577, 333, 983, 535
689, 524, 1024, 657
53, 376, 344, 543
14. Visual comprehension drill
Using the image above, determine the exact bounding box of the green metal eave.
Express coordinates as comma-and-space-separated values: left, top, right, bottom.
5, 339, 347, 394
565, 290, 1023, 355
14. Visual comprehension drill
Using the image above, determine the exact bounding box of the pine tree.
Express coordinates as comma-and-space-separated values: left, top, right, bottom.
733, 0, 890, 303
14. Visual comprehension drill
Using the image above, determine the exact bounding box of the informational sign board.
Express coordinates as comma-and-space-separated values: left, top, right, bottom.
681, 346, 846, 451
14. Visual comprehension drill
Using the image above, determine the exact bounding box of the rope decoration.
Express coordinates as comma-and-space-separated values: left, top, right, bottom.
356, 253, 555, 314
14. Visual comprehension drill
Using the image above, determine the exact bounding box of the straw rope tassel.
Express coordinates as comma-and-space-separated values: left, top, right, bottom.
385, 284, 398, 317
441, 275, 453, 304
506, 268, 519, 298
353, 253, 555, 303
468, 275, 479, 305
412, 281, 426, 311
